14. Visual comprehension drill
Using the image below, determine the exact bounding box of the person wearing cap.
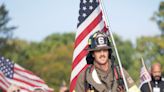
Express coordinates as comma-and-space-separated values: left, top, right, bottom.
75, 31, 135, 92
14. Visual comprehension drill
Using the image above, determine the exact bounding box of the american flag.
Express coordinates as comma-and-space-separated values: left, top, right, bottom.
70, 0, 108, 91
0, 56, 54, 92
139, 64, 151, 88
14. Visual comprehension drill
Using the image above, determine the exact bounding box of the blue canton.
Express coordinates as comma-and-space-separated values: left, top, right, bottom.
0, 56, 14, 79
77, 0, 99, 27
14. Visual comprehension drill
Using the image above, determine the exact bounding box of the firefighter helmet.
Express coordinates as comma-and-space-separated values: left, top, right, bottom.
87, 31, 112, 51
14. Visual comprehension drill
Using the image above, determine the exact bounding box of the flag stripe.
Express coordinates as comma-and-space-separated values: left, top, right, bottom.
19, 86, 32, 92
0, 79, 8, 90
72, 46, 88, 69
72, 20, 104, 70
0, 82, 8, 91
0, 72, 11, 87
71, 57, 87, 81
14, 65, 44, 83
70, 64, 89, 92
7, 78, 33, 90
72, 20, 104, 62
14, 65, 34, 75
15, 70, 45, 84
13, 77, 36, 87
14, 72, 46, 87
75, 5, 102, 39
139, 66, 151, 88
74, 12, 102, 48
70, 0, 107, 91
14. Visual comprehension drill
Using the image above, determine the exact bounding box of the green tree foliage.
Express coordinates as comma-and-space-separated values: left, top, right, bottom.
1, 1, 163, 91
3, 32, 163, 91
112, 34, 140, 83
112, 34, 135, 69
136, 36, 164, 75
0, 4, 16, 49
152, 1, 164, 36
8, 33, 75, 91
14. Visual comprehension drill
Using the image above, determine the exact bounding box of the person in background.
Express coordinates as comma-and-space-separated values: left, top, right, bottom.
140, 62, 164, 92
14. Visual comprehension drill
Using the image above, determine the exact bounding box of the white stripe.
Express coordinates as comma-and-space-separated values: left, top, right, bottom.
15, 65, 52, 91
71, 21, 105, 81
71, 57, 86, 81
15, 64, 43, 81
0, 76, 10, 88
7, 78, 34, 91
0, 82, 8, 90
0, 72, 10, 87
14, 73, 48, 88
7, 79, 51, 92
15, 70, 44, 83
75, 5, 101, 39
73, 20, 104, 61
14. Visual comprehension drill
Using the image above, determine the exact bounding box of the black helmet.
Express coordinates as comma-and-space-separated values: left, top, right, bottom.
87, 31, 112, 51
86, 31, 113, 64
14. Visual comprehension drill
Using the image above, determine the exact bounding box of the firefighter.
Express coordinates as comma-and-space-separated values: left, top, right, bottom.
75, 31, 135, 92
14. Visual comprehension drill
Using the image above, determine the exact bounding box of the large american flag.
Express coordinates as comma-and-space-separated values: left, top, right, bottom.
0, 56, 53, 92
70, 0, 108, 91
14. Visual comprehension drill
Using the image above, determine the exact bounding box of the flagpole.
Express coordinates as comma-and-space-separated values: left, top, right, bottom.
141, 57, 152, 92
98, 0, 129, 91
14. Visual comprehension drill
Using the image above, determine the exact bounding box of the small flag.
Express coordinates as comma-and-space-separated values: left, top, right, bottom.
139, 58, 151, 89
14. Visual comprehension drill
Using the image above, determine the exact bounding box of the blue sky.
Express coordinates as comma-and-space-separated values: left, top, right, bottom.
0, 0, 162, 43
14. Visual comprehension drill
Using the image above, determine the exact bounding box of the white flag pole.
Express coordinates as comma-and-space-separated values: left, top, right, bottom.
98, 0, 129, 91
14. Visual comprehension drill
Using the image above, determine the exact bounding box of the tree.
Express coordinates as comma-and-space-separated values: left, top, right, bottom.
151, 1, 164, 36
136, 36, 164, 76
0, 4, 16, 48
113, 34, 135, 70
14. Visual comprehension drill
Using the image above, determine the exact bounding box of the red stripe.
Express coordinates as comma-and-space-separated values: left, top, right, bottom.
0, 72, 11, 87
102, 26, 108, 33
14, 70, 45, 84
13, 77, 37, 87
14, 66, 36, 75
71, 12, 103, 72
20, 86, 32, 92
70, 64, 89, 92
74, 12, 103, 48
13, 77, 52, 92
0, 80, 8, 90
14, 66, 45, 83
103, 21, 108, 32
72, 45, 88, 70
14, 66, 52, 91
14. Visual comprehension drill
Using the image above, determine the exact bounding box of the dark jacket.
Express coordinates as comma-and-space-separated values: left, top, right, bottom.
140, 78, 164, 92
